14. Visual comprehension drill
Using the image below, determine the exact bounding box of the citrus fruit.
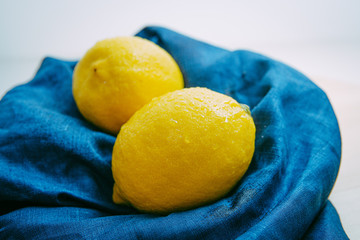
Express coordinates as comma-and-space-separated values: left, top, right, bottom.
72, 36, 184, 134
112, 87, 256, 214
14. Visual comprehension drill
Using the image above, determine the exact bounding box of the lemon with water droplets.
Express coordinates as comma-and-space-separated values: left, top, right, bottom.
112, 87, 256, 214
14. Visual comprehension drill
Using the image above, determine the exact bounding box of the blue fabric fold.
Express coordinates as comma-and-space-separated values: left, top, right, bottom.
0, 26, 348, 239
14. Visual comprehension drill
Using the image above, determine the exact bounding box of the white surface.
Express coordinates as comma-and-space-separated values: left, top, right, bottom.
1, 0, 359, 238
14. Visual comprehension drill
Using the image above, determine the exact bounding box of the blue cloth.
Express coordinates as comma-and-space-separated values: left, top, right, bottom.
0, 26, 348, 239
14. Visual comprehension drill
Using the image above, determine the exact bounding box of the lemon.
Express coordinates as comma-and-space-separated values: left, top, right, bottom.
72, 36, 184, 134
112, 87, 256, 214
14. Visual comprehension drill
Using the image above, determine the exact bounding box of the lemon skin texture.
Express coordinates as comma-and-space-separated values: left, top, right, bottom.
112, 87, 256, 214
72, 36, 184, 134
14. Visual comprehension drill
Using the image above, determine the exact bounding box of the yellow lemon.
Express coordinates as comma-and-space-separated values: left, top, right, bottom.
72, 36, 184, 134
112, 87, 256, 214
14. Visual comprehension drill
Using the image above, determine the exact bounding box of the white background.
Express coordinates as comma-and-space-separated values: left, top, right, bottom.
1, 0, 359, 238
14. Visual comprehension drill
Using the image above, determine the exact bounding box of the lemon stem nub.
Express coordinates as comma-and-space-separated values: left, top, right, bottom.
240, 104, 251, 115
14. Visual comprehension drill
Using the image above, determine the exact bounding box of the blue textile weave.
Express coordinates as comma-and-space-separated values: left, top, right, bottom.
0, 26, 348, 239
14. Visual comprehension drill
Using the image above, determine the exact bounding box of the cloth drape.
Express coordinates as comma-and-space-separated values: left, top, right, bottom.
0, 26, 348, 239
